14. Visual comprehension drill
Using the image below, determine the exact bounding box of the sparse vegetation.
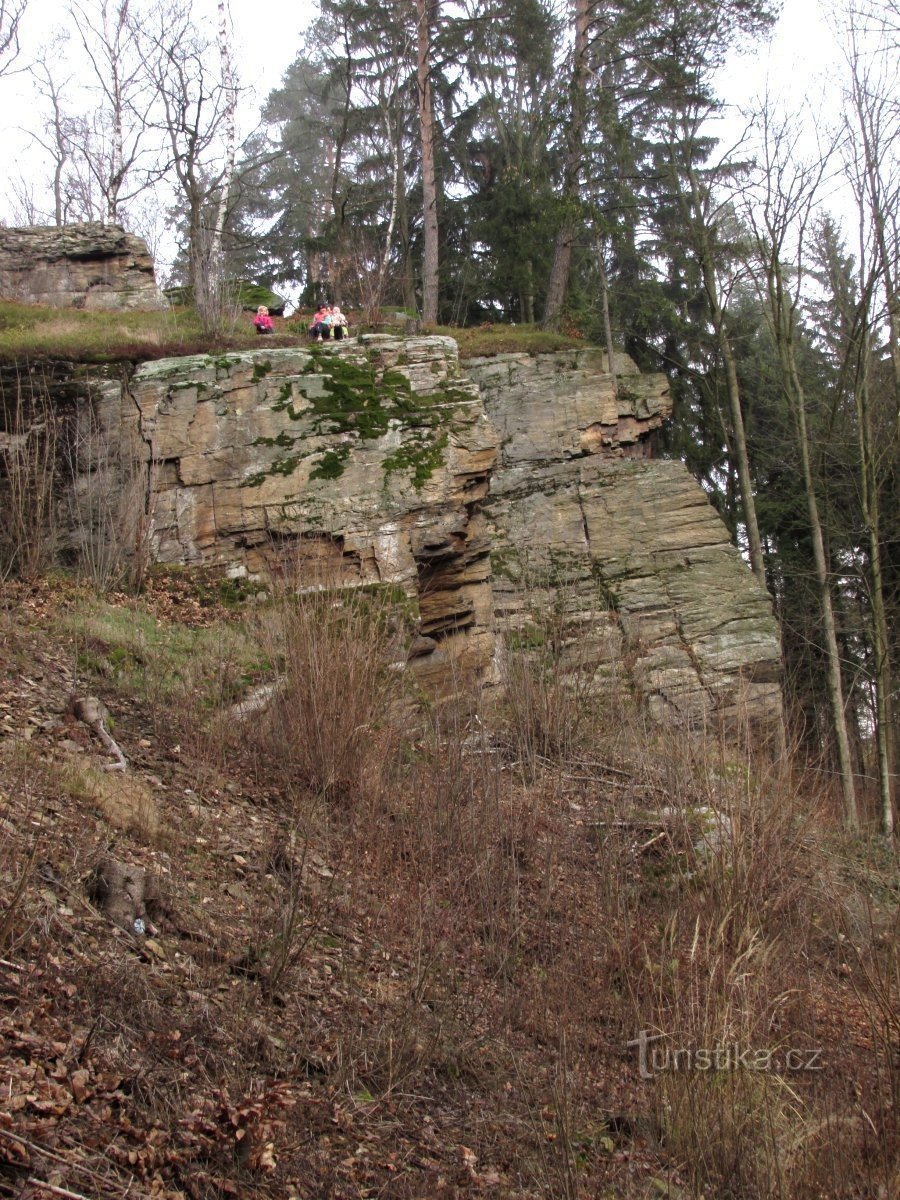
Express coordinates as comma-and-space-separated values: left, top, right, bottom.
0, 302, 589, 366
0, 300, 298, 363
426, 323, 584, 358
0, 571, 896, 1198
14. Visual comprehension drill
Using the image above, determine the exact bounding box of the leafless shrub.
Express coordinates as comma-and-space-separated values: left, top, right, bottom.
252, 819, 340, 999
0, 369, 59, 580
63, 389, 155, 594
253, 587, 403, 806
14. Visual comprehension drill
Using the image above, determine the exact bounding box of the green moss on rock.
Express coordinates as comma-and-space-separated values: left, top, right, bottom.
309, 445, 351, 481
383, 431, 448, 489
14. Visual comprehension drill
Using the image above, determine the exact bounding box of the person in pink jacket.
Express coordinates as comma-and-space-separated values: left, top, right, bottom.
254, 305, 274, 334
308, 305, 330, 340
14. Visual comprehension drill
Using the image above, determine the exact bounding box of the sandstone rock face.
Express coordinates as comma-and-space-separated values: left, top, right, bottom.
128, 335, 497, 689
5, 335, 783, 729
0, 223, 166, 310
467, 350, 784, 736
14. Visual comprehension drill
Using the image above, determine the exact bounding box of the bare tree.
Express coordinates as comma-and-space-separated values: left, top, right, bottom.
57, 1, 158, 221
838, 0, 899, 836
0, 0, 25, 76
138, 0, 232, 315
745, 109, 859, 831
30, 49, 75, 226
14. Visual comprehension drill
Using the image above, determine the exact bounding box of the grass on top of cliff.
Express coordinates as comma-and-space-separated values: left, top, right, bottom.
0, 301, 589, 363
0, 300, 301, 363
425, 322, 584, 357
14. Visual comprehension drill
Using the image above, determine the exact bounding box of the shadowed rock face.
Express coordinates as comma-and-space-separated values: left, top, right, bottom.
467, 350, 783, 738
0, 223, 166, 310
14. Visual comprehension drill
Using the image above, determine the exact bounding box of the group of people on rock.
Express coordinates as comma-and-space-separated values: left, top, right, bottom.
252, 302, 350, 340
308, 304, 348, 341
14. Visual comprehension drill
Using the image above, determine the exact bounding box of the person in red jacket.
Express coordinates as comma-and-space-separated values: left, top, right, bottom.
254, 305, 274, 334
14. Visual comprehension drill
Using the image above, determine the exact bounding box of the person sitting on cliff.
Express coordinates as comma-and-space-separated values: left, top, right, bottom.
308, 305, 331, 341
254, 305, 274, 335
330, 305, 348, 341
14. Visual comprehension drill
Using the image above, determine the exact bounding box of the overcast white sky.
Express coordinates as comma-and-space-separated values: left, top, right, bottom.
0, 0, 849, 233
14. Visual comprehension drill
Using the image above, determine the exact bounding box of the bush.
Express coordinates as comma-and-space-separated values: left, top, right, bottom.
254, 588, 403, 805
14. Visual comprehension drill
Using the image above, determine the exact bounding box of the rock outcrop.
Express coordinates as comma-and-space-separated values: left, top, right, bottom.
467, 350, 783, 735
4, 335, 783, 732
0, 223, 166, 310
126, 336, 497, 689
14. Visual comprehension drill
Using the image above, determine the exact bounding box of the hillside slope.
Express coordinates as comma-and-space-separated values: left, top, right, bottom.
0, 576, 896, 1199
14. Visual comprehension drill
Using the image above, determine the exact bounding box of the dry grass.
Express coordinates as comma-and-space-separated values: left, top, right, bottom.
1, 577, 896, 1199
250, 587, 405, 806
0, 302, 593, 365
0, 368, 60, 580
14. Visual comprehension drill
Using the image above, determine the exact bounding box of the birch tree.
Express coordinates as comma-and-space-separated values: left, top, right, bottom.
67, 0, 159, 222
138, 0, 232, 313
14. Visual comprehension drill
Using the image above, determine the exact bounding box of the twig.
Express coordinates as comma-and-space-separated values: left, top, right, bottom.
570, 759, 634, 778
27, 1181, 92, 1200
0, 1131, 146, 1198
637, 831, 668, 853
0, 957, 25, 972
561, 772, 632, 787
0, 1129, 76, 1172
71, 696, 127, 771
75, 1015, 104, 1066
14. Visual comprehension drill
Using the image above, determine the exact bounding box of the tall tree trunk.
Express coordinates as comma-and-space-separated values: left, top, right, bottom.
416, 0, 439, 324
542, 0, 589, 330
210, 0, 237, 266
772, 269, 858, 830
520, 259, 534, 324
684, 160, 766, 587
596, 238, 615, 371
856, 350, 894, 835
397, 181, 417, 313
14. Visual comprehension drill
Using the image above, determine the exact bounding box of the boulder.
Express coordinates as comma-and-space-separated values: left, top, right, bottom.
0, 222, 166, 310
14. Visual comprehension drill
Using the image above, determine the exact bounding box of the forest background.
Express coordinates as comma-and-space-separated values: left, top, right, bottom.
0, 0, 896, 836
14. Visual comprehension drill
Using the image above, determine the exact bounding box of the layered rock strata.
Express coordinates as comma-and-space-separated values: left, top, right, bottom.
3, 335, 783, 729
0, 223, 166, 310
467, 350, 783, 735
130, 336, 497, 688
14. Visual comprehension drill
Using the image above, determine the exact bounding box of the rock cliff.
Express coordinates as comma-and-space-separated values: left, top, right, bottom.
467, 349, 783, 735
4, 335, 783, 732
0, 223, 166, 310
127, 336, 497, 689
